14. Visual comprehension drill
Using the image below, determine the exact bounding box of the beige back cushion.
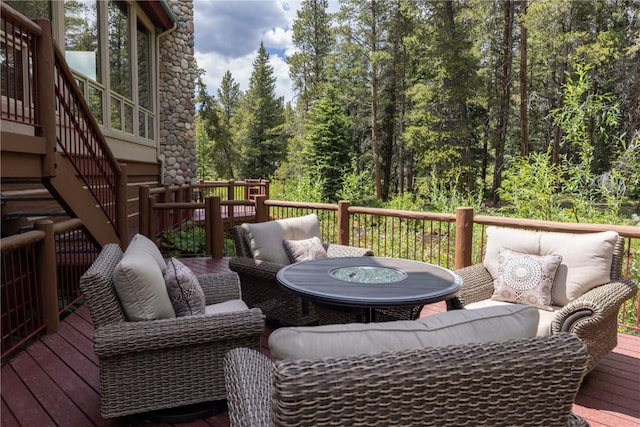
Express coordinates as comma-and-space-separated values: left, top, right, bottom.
269, 304, 539, 360
241, 214, 321, 265
127, 233, 166, 273
483, 226, 618, 306
113, 250, 176, 321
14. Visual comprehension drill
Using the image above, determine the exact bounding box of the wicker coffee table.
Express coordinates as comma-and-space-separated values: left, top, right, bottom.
277, 257, 462, 324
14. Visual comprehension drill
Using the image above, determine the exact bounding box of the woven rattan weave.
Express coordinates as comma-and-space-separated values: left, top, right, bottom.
224, 333, 589, 427
453, 236, 637, 373
80, 243, 265, 418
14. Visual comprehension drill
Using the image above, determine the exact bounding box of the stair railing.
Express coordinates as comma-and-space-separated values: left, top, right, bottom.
49, 33, 123, 240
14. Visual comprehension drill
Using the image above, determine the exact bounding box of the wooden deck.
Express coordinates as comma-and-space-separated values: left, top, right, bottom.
2, 257, 639, 427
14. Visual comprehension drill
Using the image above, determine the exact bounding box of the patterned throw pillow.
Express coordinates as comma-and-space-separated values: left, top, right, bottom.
164, 258, 206, 317
283, 236, 328, 263
491, 248, 563, 311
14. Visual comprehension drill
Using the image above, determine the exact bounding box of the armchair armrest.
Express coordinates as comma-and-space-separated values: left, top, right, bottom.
94, 308, 265, 358
454, 263, 495, 306
228, 256, 283, 280
197, 272, 242, 304
224, 348, 273, 427
551, 278, 638, 333
325, 244, 373, 258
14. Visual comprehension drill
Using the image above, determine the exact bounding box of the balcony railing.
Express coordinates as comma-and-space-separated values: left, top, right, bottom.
1, 219, 99, 360
2, 181, 637, 361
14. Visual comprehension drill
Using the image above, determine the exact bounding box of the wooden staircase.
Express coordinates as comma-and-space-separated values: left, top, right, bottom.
1, 7, 125, 247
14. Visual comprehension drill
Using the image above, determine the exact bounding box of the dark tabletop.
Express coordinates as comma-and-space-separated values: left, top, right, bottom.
276, 256, 462, 308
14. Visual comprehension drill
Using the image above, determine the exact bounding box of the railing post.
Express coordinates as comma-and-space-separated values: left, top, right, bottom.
139, 185, 150, 239
162, 184, 171, 232
117, 163, 129, 248
34, 19, 57, 178
455, 207, 474, 269
206, 196, 223, 258
338, 200, 351, 246
255, 195, 268, 223
35, 220, 60, 334
228, 180, 235, 201
263, 179, 270, 199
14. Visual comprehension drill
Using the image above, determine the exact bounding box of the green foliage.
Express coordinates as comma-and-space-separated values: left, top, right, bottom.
303, 91, 354, 201
499, 149, 564, 221
270, 171, 325, 203
415, 172, 483, 213
336, 164, 379, 207
161, 221, 206, 256
238, 43, 287, 179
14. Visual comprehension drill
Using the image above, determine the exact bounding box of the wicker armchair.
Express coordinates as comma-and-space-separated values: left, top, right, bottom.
229, 224, 373, 326
80, 243, 265, 418
453, 232, 637, 373
224, 333, 589, 427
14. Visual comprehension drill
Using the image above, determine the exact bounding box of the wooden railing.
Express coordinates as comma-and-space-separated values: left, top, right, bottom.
0, 219, 99, 361
0, 4, 40, 127
134, 182, 639, 331
1, 4, 125, 245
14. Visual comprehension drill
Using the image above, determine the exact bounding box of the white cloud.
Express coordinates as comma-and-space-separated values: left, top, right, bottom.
193, 0, 339, 107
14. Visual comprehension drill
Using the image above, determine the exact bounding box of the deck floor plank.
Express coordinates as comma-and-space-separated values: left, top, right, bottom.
8, 347, 94, 426
1, 364, 56, 427
1, 257, 638, 427
25, 340, 109, 427
1, 398, 21, 427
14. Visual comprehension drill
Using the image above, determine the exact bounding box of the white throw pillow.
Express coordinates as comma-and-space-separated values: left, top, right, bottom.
113, 250, 175, 321
127, 233, 166, 273
491, 248, 562, 311
483, 226, 618, 306
241, 214, 321, 265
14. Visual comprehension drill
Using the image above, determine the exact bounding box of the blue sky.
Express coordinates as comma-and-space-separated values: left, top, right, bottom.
193, 0, 304, 104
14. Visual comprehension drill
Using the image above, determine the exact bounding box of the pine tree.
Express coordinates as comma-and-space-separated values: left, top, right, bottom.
303, 90, 354, 201
216, 70, 243, 178
288, 0, 333, 111
239, 42, 286, 179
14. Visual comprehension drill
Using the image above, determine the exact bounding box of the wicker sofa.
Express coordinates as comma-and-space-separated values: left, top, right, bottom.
453, 226, 637, 373
225, 332, 589, 426
80, 243, 265, 418
228, 214, 373, 326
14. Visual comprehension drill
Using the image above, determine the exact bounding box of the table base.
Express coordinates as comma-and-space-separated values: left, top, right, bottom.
313, 302, 424, 325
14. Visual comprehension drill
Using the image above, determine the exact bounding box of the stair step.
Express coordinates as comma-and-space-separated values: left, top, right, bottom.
1, 188, 54, 201
4, 210, 69, 220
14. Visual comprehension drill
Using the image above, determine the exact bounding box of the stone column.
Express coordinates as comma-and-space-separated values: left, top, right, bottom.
158, 0, 197, 184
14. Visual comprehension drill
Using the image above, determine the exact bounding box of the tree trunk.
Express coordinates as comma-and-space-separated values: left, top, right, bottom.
491, 0, 514, 204
370, 0, 383, 200
519, 0, 529, 156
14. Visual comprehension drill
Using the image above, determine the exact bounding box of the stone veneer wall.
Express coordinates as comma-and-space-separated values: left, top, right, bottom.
158, 0, 196, 184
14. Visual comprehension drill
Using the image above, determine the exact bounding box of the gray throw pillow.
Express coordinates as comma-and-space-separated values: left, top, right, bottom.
164, 258, 206, 317
283, 236, 328, 263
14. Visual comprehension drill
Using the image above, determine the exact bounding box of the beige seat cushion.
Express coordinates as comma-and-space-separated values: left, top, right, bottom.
269, 304, 539, 360
205, 299, 249, 315
483, 227, 618, 306
127, 233, 166, 273
241, 214, 321, 265
465, 299, 560, 337
112, 250, 176, 321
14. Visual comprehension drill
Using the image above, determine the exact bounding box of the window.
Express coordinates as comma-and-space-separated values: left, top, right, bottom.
4, 1, 50, 20
64, 0, 100, 82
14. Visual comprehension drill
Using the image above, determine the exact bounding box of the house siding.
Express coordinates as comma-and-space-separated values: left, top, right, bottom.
158, 0, 197, 185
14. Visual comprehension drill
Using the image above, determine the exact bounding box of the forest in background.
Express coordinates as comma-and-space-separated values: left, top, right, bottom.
195, 0, 640, 225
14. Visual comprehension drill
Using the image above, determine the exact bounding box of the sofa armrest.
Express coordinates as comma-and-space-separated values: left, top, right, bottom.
228, 256, 283, 280
454, 263, 495, 306
224, 348, 273, 427
325, 244, 373, 258
197, 272, 242, 304
551, 278, 638, 333
94, 308, 265, 358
